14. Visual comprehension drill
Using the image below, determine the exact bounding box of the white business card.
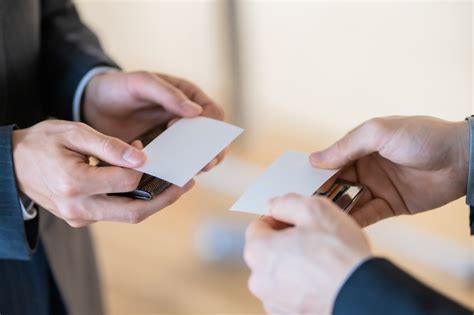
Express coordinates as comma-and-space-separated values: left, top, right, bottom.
136, 117, 243, 187
230, 150, 338, 215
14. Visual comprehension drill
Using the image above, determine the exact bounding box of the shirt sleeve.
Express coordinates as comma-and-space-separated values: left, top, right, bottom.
466, 116, 473, 234
19, 195, 37, 221
72, 66, 118, 122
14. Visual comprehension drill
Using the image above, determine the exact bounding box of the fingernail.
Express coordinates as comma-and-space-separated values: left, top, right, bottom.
310, 152, 323, 163
181, 100, 202, 115
123, 147, 146, 166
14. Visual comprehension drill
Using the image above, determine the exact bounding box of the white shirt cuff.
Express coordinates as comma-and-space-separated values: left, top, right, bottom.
19, 197, 37, 221
72, 66, 118, 122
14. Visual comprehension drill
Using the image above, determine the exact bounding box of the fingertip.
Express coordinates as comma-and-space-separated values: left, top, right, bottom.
182, 178, 196, 191
181, 100, 202, 116
122, 146, 146, 167
310, 151, 329, 167
202, 158, 218, 172
131, 139, 144, 150
310, 151, 322, 162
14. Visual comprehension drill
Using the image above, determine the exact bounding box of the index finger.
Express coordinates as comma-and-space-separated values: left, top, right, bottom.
158, 73, 224, 120
82, 180, 195, 223
246, 217, 276, 242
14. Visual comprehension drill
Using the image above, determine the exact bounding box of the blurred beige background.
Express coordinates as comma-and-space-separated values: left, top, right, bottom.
74, 1, 473, 314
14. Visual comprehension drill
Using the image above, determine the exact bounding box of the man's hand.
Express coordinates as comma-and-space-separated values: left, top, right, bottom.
82, 71, 226, 170
310, 116, 469, 227
12, 120, 194, 227
245, 193, 371, 315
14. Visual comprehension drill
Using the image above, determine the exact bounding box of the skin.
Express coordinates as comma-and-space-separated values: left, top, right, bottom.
245, 194, 371, 315
311, 116, 469, 227
83, 71, 226, 170
13, 70, 225, 227
245, 116, 469, 314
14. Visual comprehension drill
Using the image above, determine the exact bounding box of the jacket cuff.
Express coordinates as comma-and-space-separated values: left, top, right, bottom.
332, 257, 471, 315
0, 125, 38, 260
466, 117, 474, 234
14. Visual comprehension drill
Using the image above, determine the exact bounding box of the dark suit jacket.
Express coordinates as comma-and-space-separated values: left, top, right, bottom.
333, 258, 472, 315
0, 1, 116, 314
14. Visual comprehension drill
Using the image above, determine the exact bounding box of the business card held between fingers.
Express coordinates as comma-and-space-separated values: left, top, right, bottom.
136, 117, 243, 187
230, 150, 338, 215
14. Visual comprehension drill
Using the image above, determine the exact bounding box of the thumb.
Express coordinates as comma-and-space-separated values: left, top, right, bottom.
128, 72, 202, 117
66, 124, 146, 168
310, 119, 384, 169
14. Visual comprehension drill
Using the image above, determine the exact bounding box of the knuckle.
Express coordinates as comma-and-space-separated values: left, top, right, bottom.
66, 220, 85, 228
365, 117, 384, 133
122, 173, 141, 191
243, 244, 254, 266
208, 105, 225, 120
127, 211, 146, 224
283, 192, 300, 200
100, 136, 120, 157
59, 204, 79, 221
245, 224, 256, 241
335, 136, 349, 152
164, 86, 183, 100
247, 275, 262, 298
69, 121, 90, 136
133, 70, 154, 82
243, 240, 267, 268
72, 121, 88, 130
56, 177, 80, 197
300, 200, 318, 222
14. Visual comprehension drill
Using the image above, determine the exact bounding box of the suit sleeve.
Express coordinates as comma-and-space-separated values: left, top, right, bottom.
466, 116, 474, 235
40, 0, 118, 120
0, 126, 38, 260
332, 258, 472, 315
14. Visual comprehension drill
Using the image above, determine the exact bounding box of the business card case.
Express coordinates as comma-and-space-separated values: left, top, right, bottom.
93, 124, 172, 201
314, 180, 366, 213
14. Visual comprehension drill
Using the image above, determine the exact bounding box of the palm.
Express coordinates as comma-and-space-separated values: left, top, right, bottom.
339, 153, 464, 227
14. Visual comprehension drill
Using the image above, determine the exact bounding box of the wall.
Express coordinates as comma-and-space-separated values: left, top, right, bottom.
74, 0, 473, 312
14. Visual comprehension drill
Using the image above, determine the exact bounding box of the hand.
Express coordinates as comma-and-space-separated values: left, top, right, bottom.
245, 193, 371, 315
12, 120, 194, 227
310, 116, 469, 227
82, 70, 226, 171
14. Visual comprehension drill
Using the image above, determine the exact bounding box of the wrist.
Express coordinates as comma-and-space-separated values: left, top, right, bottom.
464, 117, 474, 205
75, 67, 119, 123
453, 120, 469, 196
11, 129, 28, 193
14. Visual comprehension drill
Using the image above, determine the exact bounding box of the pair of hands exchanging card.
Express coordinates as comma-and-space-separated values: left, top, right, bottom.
129, 116, 364, 215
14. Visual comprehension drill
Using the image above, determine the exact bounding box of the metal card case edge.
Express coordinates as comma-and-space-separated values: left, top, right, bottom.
314, 179, 366, 213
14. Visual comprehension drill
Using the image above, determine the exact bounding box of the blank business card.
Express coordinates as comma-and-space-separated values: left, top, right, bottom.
230, 150, 338, 215
136, 117, 243, 187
